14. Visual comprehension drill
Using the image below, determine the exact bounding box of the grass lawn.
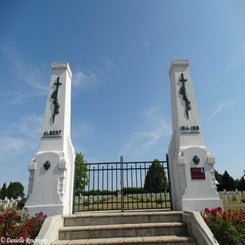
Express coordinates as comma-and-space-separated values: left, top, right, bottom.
223, 200, 245, 211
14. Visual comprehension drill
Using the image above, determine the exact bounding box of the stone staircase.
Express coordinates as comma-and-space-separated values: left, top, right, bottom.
52, 211, 197, 245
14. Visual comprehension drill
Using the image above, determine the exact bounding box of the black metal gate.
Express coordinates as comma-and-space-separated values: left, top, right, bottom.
73, 155, 172, 213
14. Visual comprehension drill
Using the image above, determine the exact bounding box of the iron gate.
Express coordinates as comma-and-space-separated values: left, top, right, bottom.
73, 155, 172, 213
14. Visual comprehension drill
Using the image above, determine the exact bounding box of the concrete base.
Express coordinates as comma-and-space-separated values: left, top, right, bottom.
183, 211, 219, 245
181, 198, 223, 212
25, 204, 67, 217
34, 215, 63, 245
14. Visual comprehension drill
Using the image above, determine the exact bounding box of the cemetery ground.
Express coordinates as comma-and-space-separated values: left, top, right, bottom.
1, 192, 244, 215
224, 200, 245, 210
73, 192, 245, 212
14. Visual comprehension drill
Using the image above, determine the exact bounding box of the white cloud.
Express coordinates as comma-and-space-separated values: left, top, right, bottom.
1, 46, 49, 102
9, 114, 43, 139
120, 106, 171, 159
208, 101, 235, 120
0, 114, 42, 156
72, 69, 99, 89
0, 137, 30, 154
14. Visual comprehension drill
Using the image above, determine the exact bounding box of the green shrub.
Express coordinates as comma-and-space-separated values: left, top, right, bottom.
202, 207, 245, 245
156, 197, 165, 204
82, 200, 90, 206
0, 209, 46, 242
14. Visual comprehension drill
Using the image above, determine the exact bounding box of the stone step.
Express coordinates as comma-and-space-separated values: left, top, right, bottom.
53, 235, 196, 245
64, 211, 183, 227
59, 222, 187, 240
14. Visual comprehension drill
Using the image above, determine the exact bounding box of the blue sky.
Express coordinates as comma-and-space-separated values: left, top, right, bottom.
1, 0, 245, 193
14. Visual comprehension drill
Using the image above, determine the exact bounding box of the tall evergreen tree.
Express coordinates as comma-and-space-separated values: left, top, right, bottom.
222, 171, 236, 191
7, 182, 24, 199
0, 183, 7, 199
214, 170, 223, 191
238, 176, 245, 191
144, 159, 168, 193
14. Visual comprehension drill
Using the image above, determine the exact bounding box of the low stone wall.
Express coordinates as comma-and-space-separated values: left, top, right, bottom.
183, 211, 219, 245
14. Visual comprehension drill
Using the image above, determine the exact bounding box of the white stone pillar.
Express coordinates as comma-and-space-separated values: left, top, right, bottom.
25, 62, 75, 217
168, 59, 223, 211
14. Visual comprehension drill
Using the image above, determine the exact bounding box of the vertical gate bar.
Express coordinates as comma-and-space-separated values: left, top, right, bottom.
144, 162, 148, 209
107, 162, 109, 210
126, 163, 128, 210
135, 162, 138, 209
72, 159, 76, 213
120, 156, 124, 212
111, 165, 113, 210
166, 154, 172, 210
131, 165, 133, 209
92, 166, 95, 210
97, 163, 99, 210
116, 162, 118, 210
160, 161, 163, 208
87, 165, 91, 211
163, 161, 167, 208
140, 165, 143, 209
102, 166, 104, 210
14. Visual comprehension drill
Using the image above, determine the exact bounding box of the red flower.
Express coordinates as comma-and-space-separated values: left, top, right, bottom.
21, 232, 27, 239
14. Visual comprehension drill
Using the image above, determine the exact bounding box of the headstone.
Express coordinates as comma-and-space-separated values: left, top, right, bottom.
3, 197, 9, 210
168, 59, 223, 211
25, 62, 75, 216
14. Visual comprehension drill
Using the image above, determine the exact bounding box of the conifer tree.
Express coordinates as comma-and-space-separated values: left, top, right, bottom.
144, 159, 168, 193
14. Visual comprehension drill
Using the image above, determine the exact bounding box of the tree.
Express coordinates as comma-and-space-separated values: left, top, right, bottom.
74, 152, 89, 196
222, 171, 236, 191
144, 159, 168, 193
214, 170, 223, 191
0, 183, 7, 199
7, 182, 25, 199
237, 176, 245, 191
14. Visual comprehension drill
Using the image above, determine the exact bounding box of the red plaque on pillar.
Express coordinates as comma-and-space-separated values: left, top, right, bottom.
190, 167, 205, 179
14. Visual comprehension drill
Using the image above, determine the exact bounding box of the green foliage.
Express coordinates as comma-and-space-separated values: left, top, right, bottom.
214, 169, 245, 191
7, 182, 25, 199
241, 196, 245, 203
238, 176, 245, 191
0, 182, 25, 200
156, 196, 166, 204
144, 159, 168, 193
122, 187, 144, 195
214, 170, 223, 191
0, 209, 46, 241
74, 152, 89, 196
82, 189, 118, 196
0, 183, 7, 199
17, 197, 27, 210
202, 207, 245, 245
222, 171, 236, 191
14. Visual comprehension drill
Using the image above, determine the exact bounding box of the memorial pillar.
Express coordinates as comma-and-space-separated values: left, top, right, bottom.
25, 62, 75, 216
168, 59, 222, 211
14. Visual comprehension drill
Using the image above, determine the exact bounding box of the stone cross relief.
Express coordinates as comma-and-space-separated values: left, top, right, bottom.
51, 77, 62, 123
179, 73, 191, 119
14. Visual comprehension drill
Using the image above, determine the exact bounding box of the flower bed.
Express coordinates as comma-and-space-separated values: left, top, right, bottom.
202, 207, 245, 245
0, 209, 46, 244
